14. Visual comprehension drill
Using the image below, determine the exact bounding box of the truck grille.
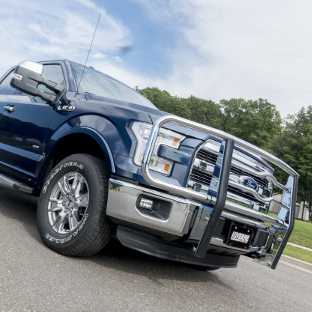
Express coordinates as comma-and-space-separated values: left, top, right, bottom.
189, 168, 213, 186
187, 139, 273, 208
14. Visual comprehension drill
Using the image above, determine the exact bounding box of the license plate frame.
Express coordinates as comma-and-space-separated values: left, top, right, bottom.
226, 224, 253, 249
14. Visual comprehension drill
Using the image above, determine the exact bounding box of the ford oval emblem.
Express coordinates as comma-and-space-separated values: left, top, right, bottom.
239, 176, 258, 191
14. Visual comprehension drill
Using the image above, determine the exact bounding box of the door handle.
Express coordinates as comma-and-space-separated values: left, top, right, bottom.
4, 105, 15, 113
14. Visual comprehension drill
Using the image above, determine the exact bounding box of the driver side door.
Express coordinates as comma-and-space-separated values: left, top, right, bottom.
0, 62, 67, 184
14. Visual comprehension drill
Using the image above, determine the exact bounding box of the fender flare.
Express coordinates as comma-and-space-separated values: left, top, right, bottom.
68, 126, 115, 173
38, 127, 115, 188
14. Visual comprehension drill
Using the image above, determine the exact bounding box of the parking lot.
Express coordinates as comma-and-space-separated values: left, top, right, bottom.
0, 183, 311, 312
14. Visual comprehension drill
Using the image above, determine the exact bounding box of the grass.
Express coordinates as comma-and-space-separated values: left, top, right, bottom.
288, 219, 312, 249
268, 211, 312, 262
268, 211, 312, 249
283, 244, 312, 264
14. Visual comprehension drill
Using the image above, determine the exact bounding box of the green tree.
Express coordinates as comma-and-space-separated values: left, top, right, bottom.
219, 98, 282, 150
271, 106, 312, 221
136, 87, 222, 128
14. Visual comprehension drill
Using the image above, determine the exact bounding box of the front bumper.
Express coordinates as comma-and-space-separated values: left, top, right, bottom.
107, 178, 294, 267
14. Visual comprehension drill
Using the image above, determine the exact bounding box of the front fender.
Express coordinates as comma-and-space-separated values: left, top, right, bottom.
45, 115, 131, 173
63, 126, 116, 173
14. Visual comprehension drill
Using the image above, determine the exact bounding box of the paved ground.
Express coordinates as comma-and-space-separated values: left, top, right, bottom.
0, 183, 311, 312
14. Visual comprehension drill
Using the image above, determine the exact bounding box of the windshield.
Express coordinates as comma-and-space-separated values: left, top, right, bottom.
71, 62, 156, 109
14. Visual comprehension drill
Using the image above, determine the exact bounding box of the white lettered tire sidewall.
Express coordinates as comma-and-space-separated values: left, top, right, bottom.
37, 154, 113, 256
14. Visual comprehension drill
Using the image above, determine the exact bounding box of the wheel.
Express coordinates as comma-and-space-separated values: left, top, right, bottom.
37, 154, 114, 256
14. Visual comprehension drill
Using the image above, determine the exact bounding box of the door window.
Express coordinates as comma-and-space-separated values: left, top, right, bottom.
34, 64, 66, 103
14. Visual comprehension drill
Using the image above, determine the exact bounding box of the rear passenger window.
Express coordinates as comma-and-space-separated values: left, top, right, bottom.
0, 71, 20, 95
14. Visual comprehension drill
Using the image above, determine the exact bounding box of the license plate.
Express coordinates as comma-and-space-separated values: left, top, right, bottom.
226, 225, 253, 249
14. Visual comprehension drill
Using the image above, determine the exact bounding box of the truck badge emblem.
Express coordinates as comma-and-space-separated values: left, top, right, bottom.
239, 176, 258, 191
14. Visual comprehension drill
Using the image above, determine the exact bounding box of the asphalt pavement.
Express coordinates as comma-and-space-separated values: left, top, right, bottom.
0, 182, 311, 312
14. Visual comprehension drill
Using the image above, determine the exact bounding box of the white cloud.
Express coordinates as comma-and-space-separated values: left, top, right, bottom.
113, 56, 123, 63
132, 0, 312, 117
1, 0, 312, 118
92, 51, 107, 59
0, 0, 132, 76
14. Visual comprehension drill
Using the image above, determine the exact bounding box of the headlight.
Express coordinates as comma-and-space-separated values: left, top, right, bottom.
131, 121, 185, 175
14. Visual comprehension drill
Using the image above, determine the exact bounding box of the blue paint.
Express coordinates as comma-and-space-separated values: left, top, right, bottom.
242, 177, 258, 191
0, 59, 206, 191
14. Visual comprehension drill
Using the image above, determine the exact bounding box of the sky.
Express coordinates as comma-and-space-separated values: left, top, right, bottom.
1, 0, 312, 118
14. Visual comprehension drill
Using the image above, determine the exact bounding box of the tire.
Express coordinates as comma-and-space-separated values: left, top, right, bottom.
37, 153, 114, 256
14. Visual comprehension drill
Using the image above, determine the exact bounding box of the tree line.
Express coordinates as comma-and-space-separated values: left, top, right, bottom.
136, 87, 311, 221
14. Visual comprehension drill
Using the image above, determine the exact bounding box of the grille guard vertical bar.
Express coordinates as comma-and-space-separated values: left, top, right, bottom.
271, 175, 298, 269
195, 139, 234, 258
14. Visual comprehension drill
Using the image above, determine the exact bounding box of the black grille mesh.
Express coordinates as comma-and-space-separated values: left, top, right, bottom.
190, 148, 269, 205
196, 149, 218, 164
189, 168, 212, 186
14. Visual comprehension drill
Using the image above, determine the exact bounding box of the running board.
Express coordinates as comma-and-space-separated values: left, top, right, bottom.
0, 173, 35, 194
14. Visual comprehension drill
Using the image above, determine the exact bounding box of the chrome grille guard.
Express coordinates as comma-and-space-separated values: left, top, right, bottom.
141, 115, 299, 269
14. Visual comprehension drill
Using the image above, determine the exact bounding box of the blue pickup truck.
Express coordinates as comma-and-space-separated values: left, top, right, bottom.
0, 60, 298, 270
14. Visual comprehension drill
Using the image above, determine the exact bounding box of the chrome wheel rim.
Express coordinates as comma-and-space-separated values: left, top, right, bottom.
48, 172, 89, 234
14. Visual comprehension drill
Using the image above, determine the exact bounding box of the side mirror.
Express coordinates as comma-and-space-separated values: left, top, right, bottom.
10, 60, 65, 104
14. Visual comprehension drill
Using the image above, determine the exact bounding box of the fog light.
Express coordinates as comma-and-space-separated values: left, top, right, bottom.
139, 197, 154, 210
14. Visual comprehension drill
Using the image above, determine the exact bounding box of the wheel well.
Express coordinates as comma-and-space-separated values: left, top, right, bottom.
40, 133, 107, 189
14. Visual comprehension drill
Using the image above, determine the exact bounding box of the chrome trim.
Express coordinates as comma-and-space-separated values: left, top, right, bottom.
107, 179, 273, 235
189, 141, 274, 197
232, 160, 289, 192
4, 105, 15, 112
107, 179, 198, 236
188, 158, 272, 207
227, 180, 288, 207
19, 60, 43, 75
0, 173, 34, 194
201, 139, 273, 173
254, 175, 296, 268
47, 172, 89, 234
222, 196, 286, 226
107, 178, 295, 261
140, 115, 298, 269
187, 138, 290, 212
107, 178, 269, 241
142, 115, 297, 203
0, 174, 18, 188
107, 179, 268, 230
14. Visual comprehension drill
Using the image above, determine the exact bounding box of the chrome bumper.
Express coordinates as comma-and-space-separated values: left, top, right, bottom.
107, 178, 198, 236
107, 178, 288, 259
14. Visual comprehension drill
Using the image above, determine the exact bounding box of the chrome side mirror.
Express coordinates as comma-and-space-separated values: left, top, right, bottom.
18, 60, 43, 75
10, 60, 64, 104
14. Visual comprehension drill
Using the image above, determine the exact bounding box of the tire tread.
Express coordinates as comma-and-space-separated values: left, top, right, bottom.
38, 153, 114, 257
